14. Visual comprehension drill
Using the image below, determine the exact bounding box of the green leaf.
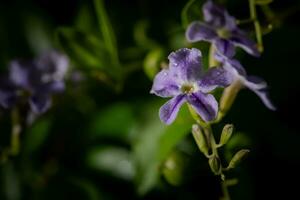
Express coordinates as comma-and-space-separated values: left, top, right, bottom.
143, 48, 164, 80
87, 146, 135, 180
133, 100, 193, 195
55, 27, 109, 70
93, 0, 119, 67
89, 103, 135, 142
162, 150, 188, 186
23, 119, 51, 154
181, 0, 203, 28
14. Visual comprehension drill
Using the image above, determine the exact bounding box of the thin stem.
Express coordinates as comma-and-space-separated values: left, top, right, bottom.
10, 108, 21, 155
209, 45, 220, 68
249, 0, 264, 52
221, 181, 231, 200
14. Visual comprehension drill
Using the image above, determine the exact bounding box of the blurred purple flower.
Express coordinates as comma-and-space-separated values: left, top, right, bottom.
186, 0, 260, 58
150, 48, 232, 124
215, 52, 275, 110
0, 51, 69, 113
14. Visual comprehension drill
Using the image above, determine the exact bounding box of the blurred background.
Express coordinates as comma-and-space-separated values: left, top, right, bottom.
0, 0, 300, 199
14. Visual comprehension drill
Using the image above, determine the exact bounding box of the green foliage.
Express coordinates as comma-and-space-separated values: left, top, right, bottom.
87, 146, 135, 180
133, 101, 193, 195
89, 103, 135, 142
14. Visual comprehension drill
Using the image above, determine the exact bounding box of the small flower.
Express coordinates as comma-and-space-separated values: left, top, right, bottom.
186, 0, 260, 58
0, 51, 69, 113
150, 48, 232, 125
215, 52, 276, 110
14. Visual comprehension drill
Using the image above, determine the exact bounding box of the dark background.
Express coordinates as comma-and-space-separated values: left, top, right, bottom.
0, 0, 300, 199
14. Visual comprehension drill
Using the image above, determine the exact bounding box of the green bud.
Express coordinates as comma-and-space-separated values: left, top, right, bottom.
219, 124, 234, 146
209, 155, 222, 175
227, 149, 250, 170
192, 124, 209, 156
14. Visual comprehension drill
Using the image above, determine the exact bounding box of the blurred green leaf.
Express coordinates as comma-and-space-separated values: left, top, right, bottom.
181, 0, 203, 28
89, 103, 135, 141
69, 177, 103, 200
56, 27, 108, 70
162, 150, 188, 186
133, 100, 193, 195
93, 0, 120, 68
23, 119, 51, 154
143, 48, 164, 80
87, 146, 135, 180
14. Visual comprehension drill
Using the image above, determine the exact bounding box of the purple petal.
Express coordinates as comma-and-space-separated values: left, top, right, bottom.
9, 60, 30, 88
198, 67, 233, 93
186, 22, 217, 42
214, 38, 235, 58
35, 51, 69, 79
29, 94, 51, 113
203, 1, 236, 30
230, 31, 260, 57
186, 91, 218, 122
159, 94, 186, 125
251, 88, 276, 110
43, 81, 65, 93
150, 69, 180, 97
216, 54, 247, 77
242, 76, 275, 110
168, 48, 203, 82
0, 90, 17, 108
0, 77, 17, 108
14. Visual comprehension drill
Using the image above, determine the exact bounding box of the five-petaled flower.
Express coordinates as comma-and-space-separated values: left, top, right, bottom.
186, 0, 260, 58
215, 52, 276, 110
150, 48, 232, 125
0, 51, 69, 113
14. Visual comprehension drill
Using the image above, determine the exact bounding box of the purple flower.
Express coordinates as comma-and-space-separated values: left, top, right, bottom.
186, 0, 260, 58
150, 48, 232, 124
215, 53, 275, 110
0, 51, 69, 113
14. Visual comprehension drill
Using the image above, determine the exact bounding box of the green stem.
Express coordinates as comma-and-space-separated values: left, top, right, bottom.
10, 108, 21, 156
249, 0, 264, 52
209, 45, 220, 68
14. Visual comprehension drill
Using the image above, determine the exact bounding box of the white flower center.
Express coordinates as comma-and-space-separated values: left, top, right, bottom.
181, 83, 195, 94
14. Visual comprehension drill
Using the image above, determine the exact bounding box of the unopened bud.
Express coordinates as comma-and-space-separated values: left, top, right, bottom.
219, 124, 234, 146
192, 124, 209, 156
227, 149, 250, 170
209, 155, 222, 175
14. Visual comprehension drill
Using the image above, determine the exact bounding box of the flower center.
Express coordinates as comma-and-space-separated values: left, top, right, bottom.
181, 84, 195, 94
217, 28, 231, 39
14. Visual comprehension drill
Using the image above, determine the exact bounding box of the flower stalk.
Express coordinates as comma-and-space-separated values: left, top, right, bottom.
10, 107, 21, 155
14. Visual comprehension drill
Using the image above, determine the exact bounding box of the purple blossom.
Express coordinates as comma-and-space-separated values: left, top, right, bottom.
186, 0, 260, 58
150, 48, 232, 125
215, 53, 276, 110
0, 51, 69, 113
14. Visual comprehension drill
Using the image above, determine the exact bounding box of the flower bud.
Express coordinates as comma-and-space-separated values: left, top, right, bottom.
209, 155, 222, 175
227, 149, 250, 170
192, 124, 209, 156
219, 124, 234, 146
